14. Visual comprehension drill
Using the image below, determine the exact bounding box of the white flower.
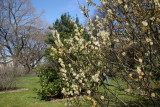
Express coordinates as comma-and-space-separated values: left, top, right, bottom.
73, 72, 76, 76
70, 68, 73, 71
139, 58, 142, 64
100, 96, 104, 100
75, 91, 79, 95
81, 4, 85, 8
61, 88, 66, 94
142, 21, 148, 26
92, 73, 99, 82
79, 38, 84, 45
84, 79, 88, 82
96, 15, 99, 19
75, 36, 79, 41
118, 0, 123, 4
150, 42, 153, 45
66, 82, 69, 87
146, 38, 149, 42
114, 38, 119, 42
124, 4, 128, 10
70, 91, 73, 96
58, 58, 63, 63
150, 17, 155, 21
62, 73, 67, 77
60, 68, 67, 73
87, 96, 92, 100
75, 74, 80, 79
122, 52, 126, 56
146, 38, 152, 43
137, 66, 141, 74
100, 30, 109, 39
72, 84, 78, 91
79, 79, 82, 83
81, 72, 85, 77
51, 46, 57, 52
50, 53, 54, 57
145, 52, 149, 56
86, 0, 90, 3
61, 63, 65, 68
151, 93, 156, 97
126, 22, 129, 26
86, 26, 90, 30
108, 9, 112, 14
70, 18, 74, 23
87, 90, 91, 95
68, 64, 71, 67
154, 0, 159, 4
94, 41, 100, 47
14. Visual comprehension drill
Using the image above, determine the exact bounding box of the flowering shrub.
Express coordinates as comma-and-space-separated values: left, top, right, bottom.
36, 13, 88, 100
50, 0, 160, 106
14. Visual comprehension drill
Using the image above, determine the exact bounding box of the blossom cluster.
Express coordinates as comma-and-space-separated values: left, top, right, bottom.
50, 0, 160, 106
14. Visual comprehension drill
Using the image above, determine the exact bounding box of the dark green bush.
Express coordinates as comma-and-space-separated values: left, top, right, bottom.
35, 65, 64, 100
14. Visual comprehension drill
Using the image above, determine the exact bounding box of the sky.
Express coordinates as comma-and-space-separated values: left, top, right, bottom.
31, 0, 100, 25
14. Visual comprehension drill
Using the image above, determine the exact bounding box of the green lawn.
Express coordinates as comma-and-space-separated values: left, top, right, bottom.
0, 76, 65, 107
0, 76, 158, 107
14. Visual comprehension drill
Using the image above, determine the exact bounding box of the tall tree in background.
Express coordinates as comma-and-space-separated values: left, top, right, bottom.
46, 13, 81, 45
0, 0, 47, 73
45, 13, 88, 61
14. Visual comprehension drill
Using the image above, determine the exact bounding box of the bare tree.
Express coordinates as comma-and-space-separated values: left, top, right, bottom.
0, 0, 47, 73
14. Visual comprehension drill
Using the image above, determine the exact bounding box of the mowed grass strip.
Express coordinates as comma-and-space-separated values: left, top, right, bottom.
0, 76, 65, 107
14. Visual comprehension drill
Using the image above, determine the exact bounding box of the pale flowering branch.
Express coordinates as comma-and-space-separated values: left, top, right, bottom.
50, 0, 160, 106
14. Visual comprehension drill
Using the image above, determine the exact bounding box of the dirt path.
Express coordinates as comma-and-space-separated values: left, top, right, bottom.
0, 88, 28, 94
51, 96, 84, 102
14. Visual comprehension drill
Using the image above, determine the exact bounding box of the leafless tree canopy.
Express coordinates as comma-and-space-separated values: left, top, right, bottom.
0, 0, 47, 73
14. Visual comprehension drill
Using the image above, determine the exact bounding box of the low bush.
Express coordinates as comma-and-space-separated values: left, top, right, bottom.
0, 66, 17, 91
35, 65, 64, 100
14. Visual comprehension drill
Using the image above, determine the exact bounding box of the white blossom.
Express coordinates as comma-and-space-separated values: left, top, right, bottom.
79, 79, 82, 83
122, 52, 126, 56
92, 73, 99, 82
124, 4, 128, 10
150, 42, 153, 45
87, 90, 91, 95
61, 88, 66, 94
100, 96, 104, 100
108, 9, 113, 14
137, 66, 141, 74
142, 21, 148, 26
150, 17, 155, 21
139, 58, 142, 64
118, 0, 123, 4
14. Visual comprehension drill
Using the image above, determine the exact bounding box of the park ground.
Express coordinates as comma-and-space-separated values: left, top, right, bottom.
0, 76, 65, 107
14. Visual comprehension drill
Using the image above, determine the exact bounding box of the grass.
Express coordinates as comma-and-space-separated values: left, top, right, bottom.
77, 77, 159, 107
98, 78, 140, 106
0, 75, 159, 107
0, 76, 65, 107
